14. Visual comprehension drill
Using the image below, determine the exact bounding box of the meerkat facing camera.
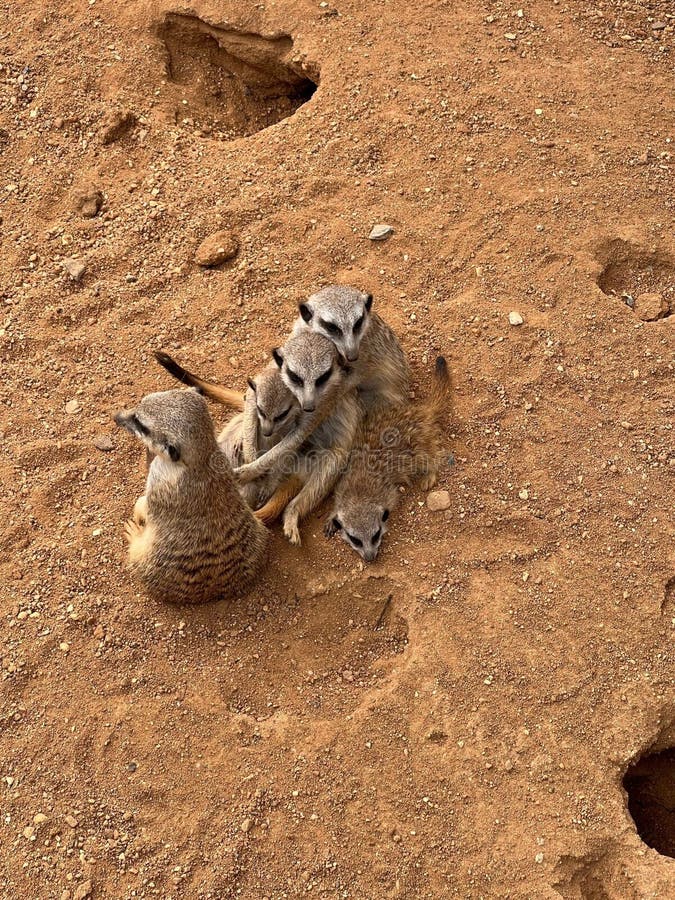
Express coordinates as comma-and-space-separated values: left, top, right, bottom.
114, 388, 267, 604
326, 356, 451, 562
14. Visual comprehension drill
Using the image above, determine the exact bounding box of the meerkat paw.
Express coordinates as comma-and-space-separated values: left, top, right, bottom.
419, 472, 438, 491
233, 463, 257, 486
324, 516, 339, 538
132, 495, 148, 526
124, 518, 143, 544
283, 511, 302, 546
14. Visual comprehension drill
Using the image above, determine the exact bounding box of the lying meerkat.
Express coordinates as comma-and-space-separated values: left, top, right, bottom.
235, 286, 410, 486
114, 388, 267, 604
325, 356, 451, 562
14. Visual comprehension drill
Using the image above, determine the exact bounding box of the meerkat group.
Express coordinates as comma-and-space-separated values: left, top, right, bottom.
115, 285, 452, 603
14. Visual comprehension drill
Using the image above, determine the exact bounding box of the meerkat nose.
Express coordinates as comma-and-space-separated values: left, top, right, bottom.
303, 404, 315, 412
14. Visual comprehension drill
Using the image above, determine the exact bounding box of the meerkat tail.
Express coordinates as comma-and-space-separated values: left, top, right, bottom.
254, 475, 304, 526
429, 355, 451, 420
154, 351, 245, 411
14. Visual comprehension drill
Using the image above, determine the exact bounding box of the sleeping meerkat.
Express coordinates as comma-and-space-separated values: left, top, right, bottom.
326, 356, 451, 562
234, 286, 410, 487
114, 388, 267, 604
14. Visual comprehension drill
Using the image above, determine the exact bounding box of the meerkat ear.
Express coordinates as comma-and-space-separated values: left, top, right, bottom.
166, 443, 181, 463
299, 302, 313, 323
364, 293, 373, 312
272, 347, 284, 368
247, 377, 257, 393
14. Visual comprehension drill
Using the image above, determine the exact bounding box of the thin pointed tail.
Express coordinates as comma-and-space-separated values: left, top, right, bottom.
429, 355, 451, 422
154, 351, 246, 411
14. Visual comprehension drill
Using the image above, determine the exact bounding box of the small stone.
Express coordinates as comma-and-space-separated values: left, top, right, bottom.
33, 813, 48, 825
368, 223, 394, 241
53, 116, 64, 130
23, 826, 35, 839
534, 108, 543, 115
505, 33, 517, 40
59, 642, 70, 653
65, 400, 80, 414
651, 21, 666, 31
194, 230, 239, 267
535, 853, 544, 864
426, 490, 451, 512
241, 817, 252, 833
508, 311, 523, 326
73, 881, 92, 900
64, 814, 78, 828
342, 670, 354, 682
93, 435, 114, 452
620, 421, 633, 430
101, 109, 137, 145
63, 258, 86, 282
519, 489, 529, 500
73, 185, 103, 218
635, 292, 669, 322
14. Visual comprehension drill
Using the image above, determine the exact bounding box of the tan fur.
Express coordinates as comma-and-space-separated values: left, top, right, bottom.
326, 357, 451, 562
235, 290, 410, 487
115, 389, 267, 604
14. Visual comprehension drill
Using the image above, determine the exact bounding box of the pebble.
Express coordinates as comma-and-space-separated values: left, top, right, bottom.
23, 826, 35, 839
63, 258, 86, 282
33, 813, 48, 825
73, 881, 92, 900
101, 109, 137, 145
518, 489, 529, 500
73, 185, 103, 218
508, 311, 523, 326
65, 400, 80, 414
93, 435, 114, 452
241, 817, 252, 833
369, 223, 394, 241
194, 230, 239, 267
635, 292, 668, 322
426, 490, 451, 512
64, 814, 78, 828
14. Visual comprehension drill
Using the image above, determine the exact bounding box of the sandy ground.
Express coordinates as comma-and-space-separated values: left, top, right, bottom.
1, 1, 674, 897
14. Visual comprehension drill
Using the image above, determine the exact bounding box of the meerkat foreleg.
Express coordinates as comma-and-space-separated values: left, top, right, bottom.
282, 448, 348, 545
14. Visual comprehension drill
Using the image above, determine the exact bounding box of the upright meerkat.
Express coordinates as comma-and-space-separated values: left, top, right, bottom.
114, 388, 267, 604
154, 351, 300, 465
235, 289, 408, 486
326, 356, 451, 562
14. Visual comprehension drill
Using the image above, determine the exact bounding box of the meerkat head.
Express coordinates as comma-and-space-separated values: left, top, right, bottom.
247, 371, 300, 439
328, 496, 393, 563
298, 285, 373, 363
271, 331, 348, 413
114, 388, 217, 468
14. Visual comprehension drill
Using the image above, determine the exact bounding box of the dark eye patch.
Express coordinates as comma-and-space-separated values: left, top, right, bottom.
372, 528, 381, 543
286, 368, 303, 387
320, 318, 342, 336
131, 414, 149, 436
347, 533, 363, 548
315, 367, 332, 388
274, 406, 292, 422
382, 509, 390, 521
353, 314, 364, 333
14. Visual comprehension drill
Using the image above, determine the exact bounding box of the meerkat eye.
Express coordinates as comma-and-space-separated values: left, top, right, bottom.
332, 517, 342, 531
372, 528, 381, 543
286, 368, 303, 387
382, 509, 390, 522
256, 405, 268, 419
274, 406, 292, 422
315, 367, 333, 388
320, 319, 342, 337
353, 314, 364, 333
347, 533, 363, 548
166, 443, 180, 463
131, 414, 149, 436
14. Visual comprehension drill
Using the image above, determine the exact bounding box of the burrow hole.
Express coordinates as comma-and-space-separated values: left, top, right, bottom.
157, 14, 318, 140
597, 239, 674, 321
624, 724, 675, 858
